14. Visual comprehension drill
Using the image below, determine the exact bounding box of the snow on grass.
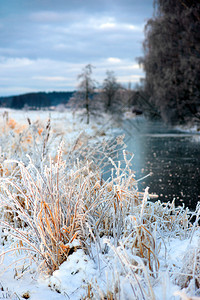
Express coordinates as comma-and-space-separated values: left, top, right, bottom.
0, 108, 199, 299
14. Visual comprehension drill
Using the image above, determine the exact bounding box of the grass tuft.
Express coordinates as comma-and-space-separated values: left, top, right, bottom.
0, 111, 199, 299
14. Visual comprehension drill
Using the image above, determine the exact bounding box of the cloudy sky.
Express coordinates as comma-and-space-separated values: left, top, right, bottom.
0, 0, 154, 96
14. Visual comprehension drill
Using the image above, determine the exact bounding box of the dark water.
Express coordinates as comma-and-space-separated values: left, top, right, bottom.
119, 117, 200, 210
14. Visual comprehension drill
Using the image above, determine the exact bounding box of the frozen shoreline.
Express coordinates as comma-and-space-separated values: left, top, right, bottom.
0, 109, 199, 299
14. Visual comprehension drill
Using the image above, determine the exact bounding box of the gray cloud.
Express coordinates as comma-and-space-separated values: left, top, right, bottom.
0, 0, 153, 96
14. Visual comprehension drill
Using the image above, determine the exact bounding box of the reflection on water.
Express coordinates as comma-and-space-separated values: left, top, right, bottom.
119, 117, 200, 210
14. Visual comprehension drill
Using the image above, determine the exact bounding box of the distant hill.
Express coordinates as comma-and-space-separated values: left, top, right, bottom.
0, 91, 75, 109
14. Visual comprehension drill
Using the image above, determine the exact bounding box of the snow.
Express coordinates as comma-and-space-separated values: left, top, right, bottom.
0, 231, 199, 299
175, 124, 200, 142
48, 248, 97, 298
0, 108, 199, 299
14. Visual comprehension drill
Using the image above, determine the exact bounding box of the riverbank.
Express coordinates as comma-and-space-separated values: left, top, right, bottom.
0, 108, 199, 299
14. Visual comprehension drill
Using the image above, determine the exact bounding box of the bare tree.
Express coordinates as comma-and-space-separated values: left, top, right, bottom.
139, 0, 200, 124
102, 71, 121, 112
77, 64, 96, 124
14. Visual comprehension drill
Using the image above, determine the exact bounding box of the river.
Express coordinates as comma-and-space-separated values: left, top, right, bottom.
118, 116, 200, 210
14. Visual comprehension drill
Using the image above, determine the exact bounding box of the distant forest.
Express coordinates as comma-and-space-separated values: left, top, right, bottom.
0, 91, 74, 109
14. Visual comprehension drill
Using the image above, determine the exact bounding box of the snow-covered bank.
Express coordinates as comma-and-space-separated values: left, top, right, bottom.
0, 109, 199, 299
0, 227, 199, 299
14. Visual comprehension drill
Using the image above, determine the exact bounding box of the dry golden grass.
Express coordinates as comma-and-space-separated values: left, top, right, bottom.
0, 136, 160, 278
175, 242, 200, 293
0, 114, 199, 299
0, 144, 84, 273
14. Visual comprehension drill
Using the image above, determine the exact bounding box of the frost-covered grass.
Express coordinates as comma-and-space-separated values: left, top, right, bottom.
0, 108, 199, 300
